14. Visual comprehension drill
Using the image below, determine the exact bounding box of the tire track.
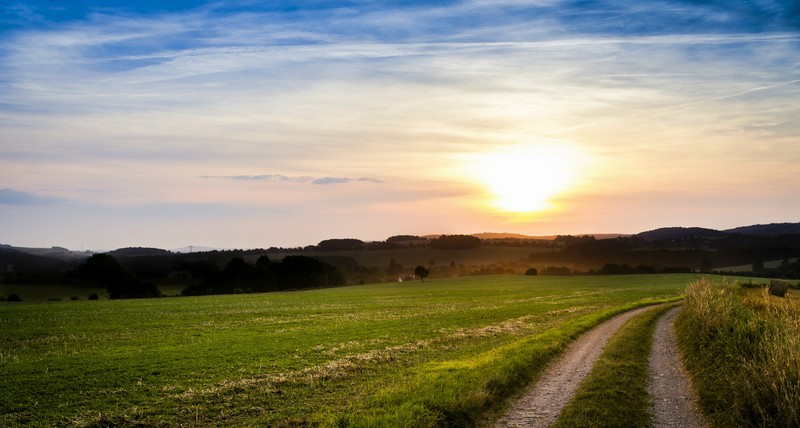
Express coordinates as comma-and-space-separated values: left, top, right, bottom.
648, 306, 707, 428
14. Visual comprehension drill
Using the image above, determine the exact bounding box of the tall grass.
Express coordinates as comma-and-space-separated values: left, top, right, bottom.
676, 278, 800, 427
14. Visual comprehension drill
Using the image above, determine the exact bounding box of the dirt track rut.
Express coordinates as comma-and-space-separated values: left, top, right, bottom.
648, 306, 707, 428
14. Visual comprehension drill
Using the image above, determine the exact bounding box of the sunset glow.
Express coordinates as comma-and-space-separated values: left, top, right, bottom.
471, 144, 582, 213
1, 2, 799, 250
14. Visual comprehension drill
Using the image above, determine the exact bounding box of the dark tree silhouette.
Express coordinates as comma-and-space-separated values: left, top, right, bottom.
316, 239, 365, 252
414, 265, 430, 282
429, 235, 481, 250
182, 255, 343, 296
599, 263, 636, 275
77, 253, 160, 299
78, 254, 124, 284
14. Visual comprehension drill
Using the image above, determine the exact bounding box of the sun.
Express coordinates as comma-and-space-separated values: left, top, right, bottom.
469, 143, 581, 213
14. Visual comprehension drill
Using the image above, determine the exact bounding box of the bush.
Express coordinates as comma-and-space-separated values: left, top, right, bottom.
524, 267, 538, 276
7, 294, 22, 302
88, 293, 99, 301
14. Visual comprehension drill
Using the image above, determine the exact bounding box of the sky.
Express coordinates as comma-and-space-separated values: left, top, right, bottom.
1, 1, 799, 251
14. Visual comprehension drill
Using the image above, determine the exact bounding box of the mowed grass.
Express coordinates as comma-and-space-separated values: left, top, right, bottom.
1, 274, 698, 427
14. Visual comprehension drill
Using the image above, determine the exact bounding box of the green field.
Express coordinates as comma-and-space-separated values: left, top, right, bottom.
1, 274, 700, 427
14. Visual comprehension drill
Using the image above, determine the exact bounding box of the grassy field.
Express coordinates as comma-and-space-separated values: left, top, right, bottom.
1, 274, 699, 427
0, 283, 187, 301
0, 283, 108, 302
676, 279, 800, 427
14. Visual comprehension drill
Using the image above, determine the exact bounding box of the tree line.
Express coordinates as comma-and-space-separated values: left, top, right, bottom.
181, 255, 344, 296
72, 253, 345, 299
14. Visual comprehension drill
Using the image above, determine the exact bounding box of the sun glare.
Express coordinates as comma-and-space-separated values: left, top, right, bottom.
470, 144, 581, 213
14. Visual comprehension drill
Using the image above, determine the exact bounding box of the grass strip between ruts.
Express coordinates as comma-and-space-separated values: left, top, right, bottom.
551, 302, 679, 428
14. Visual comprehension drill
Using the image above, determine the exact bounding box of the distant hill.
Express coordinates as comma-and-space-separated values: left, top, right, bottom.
725, 223, 800, 237
584, 234, 630, 240
0, 244, 90, 260
471, 232, 556, 240
108, 247, 173, 257
635, 227, 728, 240
171, 246, 230, 253
0, 246, 78, 278
471, 232, 627, 240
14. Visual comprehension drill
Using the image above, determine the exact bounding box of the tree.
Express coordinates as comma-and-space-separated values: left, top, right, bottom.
77, 254, 160, 299
414, 265, 430, 282
78, 254, 124, 285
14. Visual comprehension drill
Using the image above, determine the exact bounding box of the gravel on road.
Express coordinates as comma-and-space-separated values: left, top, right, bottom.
648, 306, 708, 428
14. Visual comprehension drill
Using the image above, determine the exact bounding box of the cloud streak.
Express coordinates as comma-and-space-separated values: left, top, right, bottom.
203, 175, 383, 185
0, 188, 66, 205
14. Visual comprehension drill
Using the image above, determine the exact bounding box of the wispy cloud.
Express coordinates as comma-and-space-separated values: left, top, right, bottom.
312, 177, 384, 185
0, 188, 65, 205
203, 175, 383, 185
202, 174, 313, 183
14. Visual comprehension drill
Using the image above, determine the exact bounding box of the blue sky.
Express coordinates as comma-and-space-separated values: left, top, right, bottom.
1, 1, 799, 250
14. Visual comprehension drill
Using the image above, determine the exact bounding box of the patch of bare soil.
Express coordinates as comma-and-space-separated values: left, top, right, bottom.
648, 306, 708, 428
494, 306, 652, 428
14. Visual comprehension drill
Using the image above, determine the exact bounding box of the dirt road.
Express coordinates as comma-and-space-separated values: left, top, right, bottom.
494, 306, 652, 428
494, 305, 707, 428
648, 306, 707, 428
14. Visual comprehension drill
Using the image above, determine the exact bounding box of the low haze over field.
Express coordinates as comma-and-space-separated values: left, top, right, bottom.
1, 1, 799, 250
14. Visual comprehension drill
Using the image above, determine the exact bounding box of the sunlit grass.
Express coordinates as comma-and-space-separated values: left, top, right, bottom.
1, 274, 699, 426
